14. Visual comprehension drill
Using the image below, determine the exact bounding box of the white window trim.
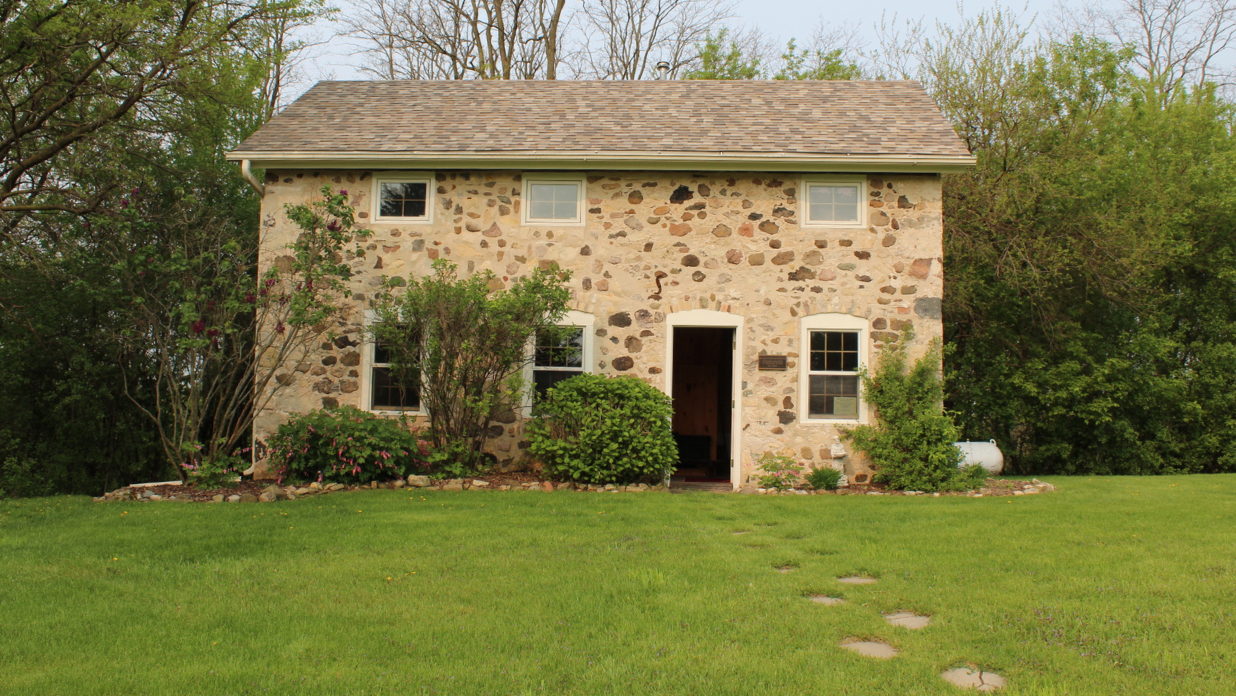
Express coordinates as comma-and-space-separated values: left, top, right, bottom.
801, 175, 866, 229
799, 313, 869, 425
372, 172, 435, 224
522, 309, 595, 409
359, 310, 423, 416
521, 173, 586, 226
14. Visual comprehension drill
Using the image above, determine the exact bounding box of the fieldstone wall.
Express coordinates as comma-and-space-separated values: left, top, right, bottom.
253, 169, 945, 484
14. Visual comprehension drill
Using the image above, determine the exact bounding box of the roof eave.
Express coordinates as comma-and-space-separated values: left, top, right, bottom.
224, 151, 977, 174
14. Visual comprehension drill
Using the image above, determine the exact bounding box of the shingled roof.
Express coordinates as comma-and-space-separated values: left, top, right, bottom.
228, 80, 973, 172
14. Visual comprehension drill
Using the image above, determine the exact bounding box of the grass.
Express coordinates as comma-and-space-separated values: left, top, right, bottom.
1, 476, 1234, 695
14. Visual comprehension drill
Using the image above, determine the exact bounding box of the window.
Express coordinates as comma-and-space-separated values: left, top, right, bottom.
369, 334, 420, 412
373, 174, 433, 222
803, 178, 864, 227
800, 313, 867, 422
522, 176, 584, 224
524, 310, 594, 405
532, 326, 584, 398
807, 331, 859, 419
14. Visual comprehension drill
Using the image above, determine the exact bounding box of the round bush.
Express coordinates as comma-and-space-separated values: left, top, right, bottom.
527, 374, 677, 484
266, 406, 429, 484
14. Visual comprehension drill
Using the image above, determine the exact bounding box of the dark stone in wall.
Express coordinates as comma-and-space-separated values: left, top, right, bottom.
612, 356, 635, 371
914, 297, 942, 320
609, 312, 632, 327
777, 410, 796, 425
669, 186, 694, 204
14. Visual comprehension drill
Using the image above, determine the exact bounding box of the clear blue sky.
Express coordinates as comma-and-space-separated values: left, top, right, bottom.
299, 0, 1063, 86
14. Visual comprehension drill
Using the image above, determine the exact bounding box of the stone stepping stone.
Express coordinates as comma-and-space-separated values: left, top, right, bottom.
837, 576, 877, 585
806, 595, 846, 605
840, 640, 898, 659
940, 668, 1007, 691
884, 611, 931, 629
773, 564, 797, 573
732, 531, 750, 535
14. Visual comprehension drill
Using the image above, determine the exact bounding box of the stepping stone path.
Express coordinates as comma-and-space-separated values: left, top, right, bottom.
840, 640, 898, 659
806, 595, 846, 605
940, 668, 1007, 692
837, 576, 877, 585
884, 611, 932, 629
774, 565, 796, 573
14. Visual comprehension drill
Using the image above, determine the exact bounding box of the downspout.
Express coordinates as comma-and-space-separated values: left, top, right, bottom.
240, 159, 265, 196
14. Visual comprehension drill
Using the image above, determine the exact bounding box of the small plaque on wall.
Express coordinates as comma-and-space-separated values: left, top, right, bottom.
758, 355, 788, 371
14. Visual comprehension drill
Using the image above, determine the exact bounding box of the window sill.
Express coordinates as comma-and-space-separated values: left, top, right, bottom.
373, 217, 432, 224
522, 219, 585, 227
800, 418, 864, 426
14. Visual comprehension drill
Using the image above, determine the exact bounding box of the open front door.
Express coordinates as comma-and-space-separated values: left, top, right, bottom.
670, 327, 734, 489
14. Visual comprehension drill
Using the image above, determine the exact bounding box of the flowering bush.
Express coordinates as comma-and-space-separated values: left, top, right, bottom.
180, 443, 248, 489
756, 451, 805, 490
266, 406, 430, 484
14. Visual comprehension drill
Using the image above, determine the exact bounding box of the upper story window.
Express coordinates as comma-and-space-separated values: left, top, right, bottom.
799, 313, 868, 423
522, 175, 584, 225
373, 174, 433, 222
803, 177, 864, 227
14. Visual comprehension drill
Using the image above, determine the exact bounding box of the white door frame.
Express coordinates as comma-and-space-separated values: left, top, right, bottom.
664, 309, 744, 491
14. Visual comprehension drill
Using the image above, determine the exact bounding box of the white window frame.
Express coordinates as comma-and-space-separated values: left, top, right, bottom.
801, 176, 866, 228
521, 174, 586, 226
359, 310, 422, 415
523, 310, 595, 408
799, 313, 868, 425
372, 172, 435, 224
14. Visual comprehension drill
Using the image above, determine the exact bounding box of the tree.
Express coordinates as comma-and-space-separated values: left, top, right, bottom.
0, 0, 334, 494
773, 38, 862, 80
682, 28, 762, 79
345, 0, 570, 79
110, 187, 370, 480
370, 260, 571, 472
576, 0, 734, 79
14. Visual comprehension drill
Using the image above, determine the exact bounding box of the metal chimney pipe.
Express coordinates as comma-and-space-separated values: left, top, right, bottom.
655, 61, 671, 80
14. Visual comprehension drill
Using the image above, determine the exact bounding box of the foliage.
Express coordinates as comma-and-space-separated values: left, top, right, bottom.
683, 29, 762, 79
773, 39, 862, 80
0, 0, 332, 495
266, 406, 430, 485
527, 374, 677, 484
370, 260, 572, 471
755, 451, 805, 490
923, 23, 1236, 474
843, 339, 969, 492
805, 466, 842, 491
180, 447, 248, 489
111, 186, 369, 480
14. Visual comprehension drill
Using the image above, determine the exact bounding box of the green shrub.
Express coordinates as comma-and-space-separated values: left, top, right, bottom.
180, 445, 247, 489
266, 406, 430, 484
844, 338, 971, 492
805, 466, 842, 491
527, 374, 677, 484
756, 451, 804, 490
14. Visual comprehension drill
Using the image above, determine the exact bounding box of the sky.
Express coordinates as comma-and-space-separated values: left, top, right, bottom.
296, 0, 1065, 89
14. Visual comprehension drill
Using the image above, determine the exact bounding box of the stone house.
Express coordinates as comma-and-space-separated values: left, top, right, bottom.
227, 80, 974, 488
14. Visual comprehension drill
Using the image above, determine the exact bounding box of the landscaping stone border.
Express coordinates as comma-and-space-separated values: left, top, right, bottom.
95, 476, 1055, 503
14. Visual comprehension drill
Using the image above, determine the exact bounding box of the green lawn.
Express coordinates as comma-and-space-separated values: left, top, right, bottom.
2, 476, 1234, 695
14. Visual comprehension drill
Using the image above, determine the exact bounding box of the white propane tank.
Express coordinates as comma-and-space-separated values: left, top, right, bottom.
953, 439, 1004, 475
